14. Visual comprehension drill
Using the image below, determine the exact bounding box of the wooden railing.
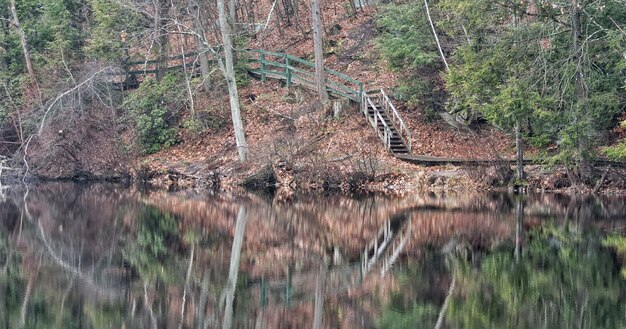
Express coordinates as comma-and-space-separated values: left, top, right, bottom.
367, 89, 412, 153
243, 49, 364, 102
361, 91, 394, 152
114, 49, 412, 154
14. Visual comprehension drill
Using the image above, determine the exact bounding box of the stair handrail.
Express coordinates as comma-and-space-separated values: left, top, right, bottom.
115, 49, 413, 154
380, 89, 412, 153
363, 92, 393, 151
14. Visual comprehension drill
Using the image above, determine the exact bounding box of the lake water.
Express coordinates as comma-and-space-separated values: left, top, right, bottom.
1, 183, 625, 328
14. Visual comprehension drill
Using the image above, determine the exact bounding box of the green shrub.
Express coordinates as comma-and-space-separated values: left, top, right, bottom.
604, 121, 626, 160
124, 74, 183, 154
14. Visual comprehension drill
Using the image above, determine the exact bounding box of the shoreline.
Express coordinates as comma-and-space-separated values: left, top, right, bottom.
4, 161, 625, 197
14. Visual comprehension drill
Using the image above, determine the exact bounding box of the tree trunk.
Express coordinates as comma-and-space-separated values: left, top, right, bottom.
155, 0, 169, 81
9, 0, 35, 82
222, 206, 248, 329
217, 0, 248, 162
570, 0, 591, 179
515, 119, 524, 180
195, 270, 210, 329
310, 0, 328, 102
190, 0, 212, 92
228, 0, 237, 30
424, 0, 449, 71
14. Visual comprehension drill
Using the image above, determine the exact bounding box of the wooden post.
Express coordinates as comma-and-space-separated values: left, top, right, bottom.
285, 56, 292, 88
358, 83, 364, 104
260, 52, 266, 82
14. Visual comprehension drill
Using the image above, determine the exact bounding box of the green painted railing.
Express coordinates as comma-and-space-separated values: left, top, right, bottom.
115, 49, 411, 153
122, 51, 206, 76
243, 49, 364, 102
119, 49, 365, 102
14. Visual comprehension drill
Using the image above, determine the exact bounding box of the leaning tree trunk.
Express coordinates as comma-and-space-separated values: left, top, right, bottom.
217, 0, 248, 162
311, 0, 328, 102
9, 0, 36, 83
424, 0, 449, 71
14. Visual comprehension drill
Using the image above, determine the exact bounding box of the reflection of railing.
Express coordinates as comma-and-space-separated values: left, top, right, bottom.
361, 213, 412, 277
247, 211, 413, 307
361, 219, 393, 276
381, 219, 412, 276
255, 263, 363, 307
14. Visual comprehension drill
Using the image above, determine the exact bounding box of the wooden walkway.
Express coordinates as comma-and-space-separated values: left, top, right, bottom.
112, 50, 626, 168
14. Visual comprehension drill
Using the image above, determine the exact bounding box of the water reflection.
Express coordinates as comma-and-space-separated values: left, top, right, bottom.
0, 183, 625, 328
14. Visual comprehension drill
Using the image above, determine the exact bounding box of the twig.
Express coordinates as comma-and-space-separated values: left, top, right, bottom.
38, 67, 112, 135
263, 0, 279, 30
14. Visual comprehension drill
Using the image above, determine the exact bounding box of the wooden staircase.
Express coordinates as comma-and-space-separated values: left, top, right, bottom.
113, 49, 413, 155
361, 90, 412, 154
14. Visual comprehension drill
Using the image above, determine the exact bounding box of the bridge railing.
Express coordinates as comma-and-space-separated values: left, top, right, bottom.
121, 51, 213, 81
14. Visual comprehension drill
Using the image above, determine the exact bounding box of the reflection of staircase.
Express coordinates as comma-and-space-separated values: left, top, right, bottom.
246, 211, 414, 308
361, 212, 412, 277
361, 90, 412, 154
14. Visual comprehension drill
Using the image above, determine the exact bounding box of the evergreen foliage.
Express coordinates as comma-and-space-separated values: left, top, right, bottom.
376, 0, 626, 171
123, 75, 183, 154
444, 0, 626, 166
86, 0, 142, 61
376, 3, 443, 114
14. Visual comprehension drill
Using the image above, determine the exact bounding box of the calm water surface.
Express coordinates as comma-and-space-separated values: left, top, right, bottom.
1, 183, 625, 328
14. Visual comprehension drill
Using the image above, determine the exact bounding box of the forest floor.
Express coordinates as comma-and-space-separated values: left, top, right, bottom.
131, 4, 625, 196
13, 2, 623, 195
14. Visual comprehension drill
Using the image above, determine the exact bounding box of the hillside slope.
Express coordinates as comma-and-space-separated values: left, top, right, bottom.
137, 4, 518, 193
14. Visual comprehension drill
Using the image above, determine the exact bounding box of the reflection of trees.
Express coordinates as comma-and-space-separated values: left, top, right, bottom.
448, 227, 623, 329
125, 206, 179, 281
376, 252, 447, 329
378, 225, 625, 329
221, 206, 248, 329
